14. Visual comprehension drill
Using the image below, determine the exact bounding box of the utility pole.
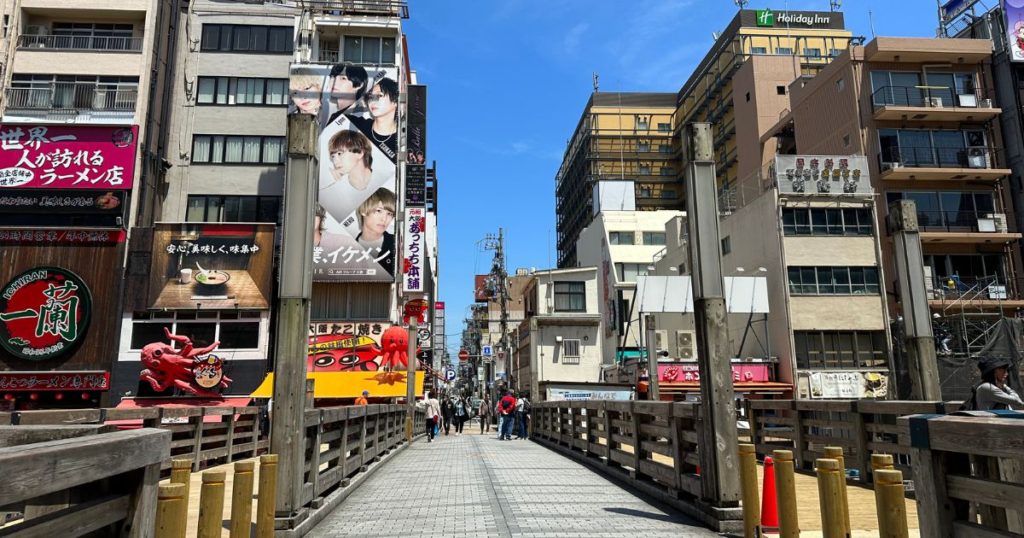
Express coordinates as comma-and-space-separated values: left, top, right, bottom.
482, 229, 509, 390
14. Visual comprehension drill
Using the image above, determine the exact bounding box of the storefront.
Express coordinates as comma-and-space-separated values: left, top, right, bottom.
656, 360, 793, 401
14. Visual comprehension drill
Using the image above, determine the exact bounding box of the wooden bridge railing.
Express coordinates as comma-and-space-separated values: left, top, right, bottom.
0, 425, 170, 537
531, 400, 741, 533
0, 405, 268, 473
747, 399, 959, 484
901, 413, 1024, 537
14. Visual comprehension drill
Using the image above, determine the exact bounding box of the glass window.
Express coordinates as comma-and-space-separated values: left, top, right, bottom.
192, 136, 211, 163
608, 232, 634, 245
794, 330, 888, 369
642, 232, 666, 245
201, 25, 221, 51
751, 46, 767, 54
776, 47, 793, 55
186, 197, 207, 222
343, 36, 363, 62
268, 27, 292, 52
363, 37, 381, 63
197, 78, 216, 104
219, 322, 260, 349
553, 282, 586, 312
658, 123, 671, 132
804, 48, 821, 57
130, 322, 173, 349
637, 141, 650, 152
382, 38, 396, 63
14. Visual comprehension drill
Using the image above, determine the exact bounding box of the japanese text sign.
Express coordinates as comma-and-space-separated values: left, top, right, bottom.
402, 207, 426, 294
0, 125, 138, 190
0, 267, 92, 361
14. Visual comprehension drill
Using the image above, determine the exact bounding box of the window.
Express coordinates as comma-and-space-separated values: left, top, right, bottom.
129, 311, 261, 351
616, 263, 649, 282
639, 165, 651, 175
637, 141, 650, 153
661, 189, 676, 199
782, 208, 873, 236
788, 266, 880, 295
187, 196, 281, 223
635, 117, 649, 130
721, 236, 732, 254
776, 47, 793, 55
885, 191, 996, 231
657, 123, 671, 132
342, 36, 397, 64
777, 85, 786, 95
638, 186, 653, 198
192, 135, 286, 164
196, 77, 288, 106
553, 282, 586, 312
751, 46, 767, 55
804, 48, 822, 58
642, 232, 666, 245
659, 144, 672, 154
200, 24, 292, 54
829, 48, 842, 57
51, 22, 136, 50
794, 330, 888, 369
608, 231, 634, 245
562, 339, 581, 364
660, 166, 675, 176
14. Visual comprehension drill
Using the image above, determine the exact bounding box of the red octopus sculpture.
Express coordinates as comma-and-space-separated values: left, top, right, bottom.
373, 326, 419, 385
139, 327, 231, 398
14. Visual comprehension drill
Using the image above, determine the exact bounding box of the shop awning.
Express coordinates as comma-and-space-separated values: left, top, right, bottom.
251, 371, 424, 399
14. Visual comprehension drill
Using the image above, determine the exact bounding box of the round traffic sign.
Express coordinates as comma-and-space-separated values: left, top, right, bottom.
458, 349, 469, 361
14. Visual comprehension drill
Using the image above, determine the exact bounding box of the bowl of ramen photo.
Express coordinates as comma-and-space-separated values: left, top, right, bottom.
194, 269, 231, 287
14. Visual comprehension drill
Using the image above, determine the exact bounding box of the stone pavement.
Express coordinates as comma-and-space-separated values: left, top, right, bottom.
307, 430, 719, 538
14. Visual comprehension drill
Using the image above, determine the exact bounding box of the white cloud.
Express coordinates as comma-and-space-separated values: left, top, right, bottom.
563, 22, 590, 55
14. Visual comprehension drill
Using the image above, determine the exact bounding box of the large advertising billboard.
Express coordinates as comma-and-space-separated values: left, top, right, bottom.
289, 63, 399, 282
148, 223, 275, 310
774, 155, 871, 196
1007, 0, 1024, 61
0, 125, 138, 189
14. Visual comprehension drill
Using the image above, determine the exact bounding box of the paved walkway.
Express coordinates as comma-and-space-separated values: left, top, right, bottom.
308, 430, 718, 538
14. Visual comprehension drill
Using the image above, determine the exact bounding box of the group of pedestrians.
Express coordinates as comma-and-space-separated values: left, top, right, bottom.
419, 389, 533, 442
495, 389, 530, 441
420, 391, 473, 442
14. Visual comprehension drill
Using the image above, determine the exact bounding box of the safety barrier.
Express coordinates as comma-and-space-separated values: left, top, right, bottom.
900, 413, 1024, 537
0, 425, 170, 537
2, 405, 269, 473
747, 399, 958, 484
531, 400, 742, 532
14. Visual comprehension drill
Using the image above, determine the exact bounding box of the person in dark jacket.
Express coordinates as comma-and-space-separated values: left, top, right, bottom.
441, 397, 455, 435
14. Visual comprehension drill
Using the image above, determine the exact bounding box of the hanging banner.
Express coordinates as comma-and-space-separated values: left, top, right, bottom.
0, 125, 138, 189
402, 207, 426, 294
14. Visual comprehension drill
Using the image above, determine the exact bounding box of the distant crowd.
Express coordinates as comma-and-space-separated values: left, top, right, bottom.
419, 389, 531, 442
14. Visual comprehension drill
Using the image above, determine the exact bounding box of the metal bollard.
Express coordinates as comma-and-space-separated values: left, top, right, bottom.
256, 454, 279, 538
170, 458, 192, 499
155, 483, 187, 538
738, 443, 761, 538
874, 469, 909, 538
231, 460, 256, 538
773, 450, 800, 538
823, 446, 851, 536
198, 470, 226, 538
816, 458, 848, 538
872, 453, 895, 474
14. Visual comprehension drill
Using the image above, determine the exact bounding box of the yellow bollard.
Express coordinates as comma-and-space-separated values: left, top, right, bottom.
824, 446, 851, 536
170, 458, 192, 499
874, 469, 910, 538
738, 443, 761, 538
155, 483, 187, 538
773, 450, 800, 538
872, 453, 895, 474
230, 460, 256, 538
256, 454, 279, 538
817, 458, 847, 538
197, 470, 226, 538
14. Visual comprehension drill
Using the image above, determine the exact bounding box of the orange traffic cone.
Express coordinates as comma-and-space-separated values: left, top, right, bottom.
761, 456, 779, 530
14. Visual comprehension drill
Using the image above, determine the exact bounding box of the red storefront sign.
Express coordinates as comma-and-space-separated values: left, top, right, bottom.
658, 362, 771, 383
0, 229, 126, 244
0, 371, 109, 391
0, 125, 138, 189
0, 267, 92, 361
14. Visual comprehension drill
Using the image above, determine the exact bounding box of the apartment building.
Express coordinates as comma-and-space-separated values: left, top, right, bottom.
674, 9, 851, 206
766, 36, 1022, 399
555, 92, 676, 268
0, 0, 179, 408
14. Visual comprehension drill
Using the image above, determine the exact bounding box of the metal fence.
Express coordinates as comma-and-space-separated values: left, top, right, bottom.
5, 83, 137, 111
18, 34, 143, 51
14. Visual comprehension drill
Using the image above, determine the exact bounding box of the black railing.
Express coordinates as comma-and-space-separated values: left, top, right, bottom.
915, 209, 1005, 233
880, 145, 1002, 169
305, 0, 409, 18
18, 34, 143, 51
872, 85, 994, 110
5, 83, 137, 111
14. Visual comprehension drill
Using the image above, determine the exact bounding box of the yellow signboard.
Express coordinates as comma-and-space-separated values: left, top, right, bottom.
251, 370, 424, 399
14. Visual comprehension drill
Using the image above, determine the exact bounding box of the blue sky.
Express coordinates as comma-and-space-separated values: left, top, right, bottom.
403, 0, 960, 356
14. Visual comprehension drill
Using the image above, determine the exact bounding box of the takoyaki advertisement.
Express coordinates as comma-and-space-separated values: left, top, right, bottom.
807, 370, 888, 399
308, 321, 393, 372
289, 63, 399, 282
148, 223, 275, 310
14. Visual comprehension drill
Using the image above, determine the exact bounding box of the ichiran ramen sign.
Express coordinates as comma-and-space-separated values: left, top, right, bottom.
774, 155, 872, 196
0, 267, 92, 361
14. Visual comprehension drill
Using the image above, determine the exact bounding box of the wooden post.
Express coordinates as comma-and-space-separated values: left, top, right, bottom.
824, 446, 851, 536
256, 454, 279, 538
872, 453, 894, 473
873, 469, 909, 538
197, 470, 226, 538
230, 461, 255, 538
225, 410, 237, 462
169, 459, 192, 501
339, 407, 350, 479
816, 458, 846, 538
738, 444, 760, 538
911, 447, 954, 538
155, 483, 187, 538
773, 450, 800, 538
603, 404, 616, 468
852, 407, 870, 484
190, 410, 206, 471
630, 401, 641, 476
792, 404, 806, 470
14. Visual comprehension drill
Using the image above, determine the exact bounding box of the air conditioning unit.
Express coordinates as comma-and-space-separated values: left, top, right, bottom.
881, 162, 902, 172
675, 330, 696, 360
654, 330, 668, 354
957, 94, 978, 108
987, 212, 1008, 233
926, 97, 944, 107
967, 146, 989, 169
979, 98, 993, 108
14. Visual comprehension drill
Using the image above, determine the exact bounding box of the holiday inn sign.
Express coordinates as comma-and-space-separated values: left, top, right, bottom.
754, 9, 836, 28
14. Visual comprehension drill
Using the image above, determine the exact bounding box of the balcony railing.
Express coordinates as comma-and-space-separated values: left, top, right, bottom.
5, 83, 138, 112
318, 50, 340, 63
880, 145, 1002, 170
914, 209, 1007, 233
872, 85, 994, 110
18, 34, 143, 52
306, 0, 409, 18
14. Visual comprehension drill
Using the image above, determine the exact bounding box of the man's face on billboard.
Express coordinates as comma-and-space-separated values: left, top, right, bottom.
330, 146, 364, 175
367, 84, 396, 120
332, 74, 361, 111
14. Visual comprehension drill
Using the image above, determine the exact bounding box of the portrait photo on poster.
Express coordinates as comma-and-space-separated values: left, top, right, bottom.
292, 62, 399, 282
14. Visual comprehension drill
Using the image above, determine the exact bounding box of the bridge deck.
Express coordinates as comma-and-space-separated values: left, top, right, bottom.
308, 430, 717, 537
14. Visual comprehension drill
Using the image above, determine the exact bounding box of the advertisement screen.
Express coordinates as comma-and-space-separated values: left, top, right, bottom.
0, 125, 138, 189
149, 223, 275, 310
1007, 0, 1024, 61
290, 63, 399, 282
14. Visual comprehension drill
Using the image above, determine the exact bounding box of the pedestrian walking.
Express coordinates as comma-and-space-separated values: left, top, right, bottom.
497, 390, 517, 440
962, 356, 1024, 411
423, 391, 441, 442
514, 395, 530, 439
441, 396, 455, 435
478, 395, 491, 434
454, 395, 468, 435
354, 390, 369, 406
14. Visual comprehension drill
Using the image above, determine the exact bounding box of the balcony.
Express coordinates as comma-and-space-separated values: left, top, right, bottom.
928, 275, 1024, 312
17, 34, 143, 52
4, 83, 137, 123
308, 0, 410, 18
915, 210, 1021, 244
872, 86, 1000, 122
878, 146, 1010, 181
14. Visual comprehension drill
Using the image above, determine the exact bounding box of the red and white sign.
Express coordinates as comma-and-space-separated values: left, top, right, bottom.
0, 125, 138, 190
658, 362, 770, 384
0, 371, 109, 391
458, 349, 469, 361
434, 301, 445, 310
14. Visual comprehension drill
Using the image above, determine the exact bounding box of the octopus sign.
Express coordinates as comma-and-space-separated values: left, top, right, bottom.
0, 125, 138, 190
0, 267, 92, 361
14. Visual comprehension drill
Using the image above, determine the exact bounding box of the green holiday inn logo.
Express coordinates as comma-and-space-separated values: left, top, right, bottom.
756, 9, 775, 27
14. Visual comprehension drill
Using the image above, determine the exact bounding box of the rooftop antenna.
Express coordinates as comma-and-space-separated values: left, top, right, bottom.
830, 0, 842, 11
734, 0, 749, 9
593, 72, 599, 93
868, 9, 877, 38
